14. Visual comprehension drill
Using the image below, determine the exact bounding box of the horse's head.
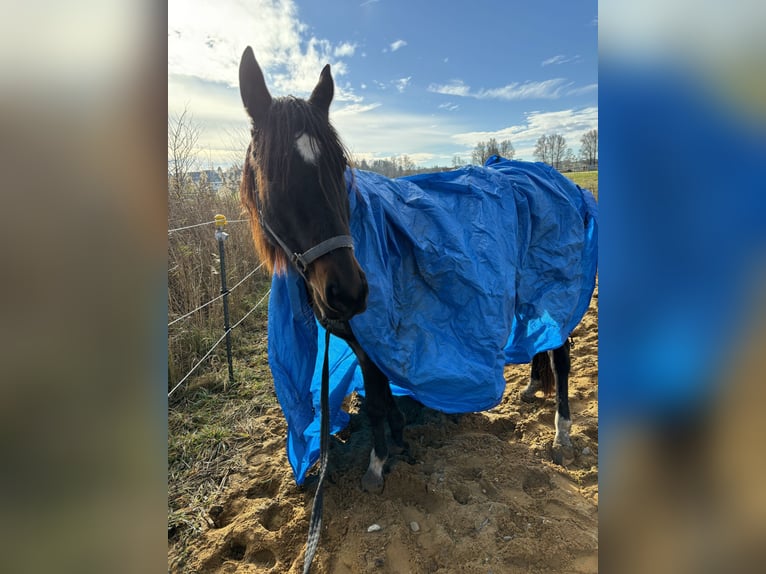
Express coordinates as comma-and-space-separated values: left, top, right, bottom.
238, 47, 368, 322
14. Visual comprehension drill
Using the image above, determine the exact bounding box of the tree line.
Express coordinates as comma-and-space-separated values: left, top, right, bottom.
533, 129, 597, 171
467, 130, 597, 171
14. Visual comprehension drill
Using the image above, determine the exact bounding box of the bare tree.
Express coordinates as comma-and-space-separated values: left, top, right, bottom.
401, 154, 416, 174
471, 141, 487, 165
472, 138, 514, 164
534, 133, 569, 170
562, 148, 577, 171
499, 139, 515, 159
486, 138, 500, 158
534, 134, 552, 164
168, 106, 200, 199
580, 129, 598, 170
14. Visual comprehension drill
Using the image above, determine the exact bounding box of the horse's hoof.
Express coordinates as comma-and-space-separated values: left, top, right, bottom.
361, 469, 384, 494
389, 441, 410, 455
552, 442, 575, 466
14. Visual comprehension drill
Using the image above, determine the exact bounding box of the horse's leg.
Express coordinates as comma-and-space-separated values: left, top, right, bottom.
522, 352, 546, 402
346, 339, 397, 493
549, 342, 575, 465
383, 378, 408, 455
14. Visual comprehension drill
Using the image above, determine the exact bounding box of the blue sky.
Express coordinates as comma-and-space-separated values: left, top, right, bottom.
168, 0, 597, 168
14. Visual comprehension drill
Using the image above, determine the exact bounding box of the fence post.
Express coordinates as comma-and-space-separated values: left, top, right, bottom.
215, 214, 235, 384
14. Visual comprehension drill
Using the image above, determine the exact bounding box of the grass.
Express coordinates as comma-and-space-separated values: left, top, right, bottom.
168, 382, 279, 563
564, 170, 598, 200
168, 283, 278, 559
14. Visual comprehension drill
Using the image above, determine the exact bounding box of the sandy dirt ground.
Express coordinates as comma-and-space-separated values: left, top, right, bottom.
171, 285, 598, 574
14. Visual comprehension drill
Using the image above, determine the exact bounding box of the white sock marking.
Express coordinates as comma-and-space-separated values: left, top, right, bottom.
368, 449, 385, 479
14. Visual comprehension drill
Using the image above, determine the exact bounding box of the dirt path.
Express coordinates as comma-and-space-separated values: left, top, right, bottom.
171, 286, 598, 573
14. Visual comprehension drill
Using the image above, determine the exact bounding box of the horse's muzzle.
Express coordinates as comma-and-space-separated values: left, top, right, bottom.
322, 267, 368, 321
310, 251, 368, 322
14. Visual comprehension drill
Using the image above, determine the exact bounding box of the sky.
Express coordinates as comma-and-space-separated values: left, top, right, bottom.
168, 0, 598, 169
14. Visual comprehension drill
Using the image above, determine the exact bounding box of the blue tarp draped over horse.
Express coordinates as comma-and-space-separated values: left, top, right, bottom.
267, 157, 598, 484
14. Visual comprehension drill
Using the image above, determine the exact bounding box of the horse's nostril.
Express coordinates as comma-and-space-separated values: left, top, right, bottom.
325, 283, 340, 306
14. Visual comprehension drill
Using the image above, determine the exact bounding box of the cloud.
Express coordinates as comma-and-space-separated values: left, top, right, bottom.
389, 39, 407, 52
428, 79, 470, 97
479, 79, 569, 99
393, 76, 412, 93
332, 102, 382, 117
334, 42, 356, 57
438, 102, 460, 112
428, 78, 571, 100
168, 0, 359, 101
542, 54, 582, 66
330, 106, 470, 167
567, 83, 598, 96
452, 107, 598, 159
542, 54, 567, 66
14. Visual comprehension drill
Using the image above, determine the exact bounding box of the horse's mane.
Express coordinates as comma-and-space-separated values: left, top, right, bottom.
240, 96, 350, 275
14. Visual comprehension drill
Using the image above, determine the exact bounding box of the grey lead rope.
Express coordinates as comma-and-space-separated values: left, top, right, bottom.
302, 328, 331, 573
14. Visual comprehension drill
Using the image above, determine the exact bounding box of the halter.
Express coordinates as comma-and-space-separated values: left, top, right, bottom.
261, 218, 354, 277
253, 185, 354, 278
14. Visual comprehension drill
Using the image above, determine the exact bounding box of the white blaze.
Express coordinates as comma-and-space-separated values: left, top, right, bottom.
295, 132, 320, 164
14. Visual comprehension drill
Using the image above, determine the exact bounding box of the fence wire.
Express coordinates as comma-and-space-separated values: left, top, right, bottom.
167, 288, 271, 398
168, 218, 248, 234
168, 262, 266, 327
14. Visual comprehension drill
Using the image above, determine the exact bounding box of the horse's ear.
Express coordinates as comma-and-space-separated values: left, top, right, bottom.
309, 64, 334, 115
239, 46, 272, 126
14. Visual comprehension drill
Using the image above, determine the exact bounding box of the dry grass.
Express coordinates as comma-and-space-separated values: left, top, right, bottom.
168, 297, 276, 553
167, 178, 270, 387
168, 176, 278, 553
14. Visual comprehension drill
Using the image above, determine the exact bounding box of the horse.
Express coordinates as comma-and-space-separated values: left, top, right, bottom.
238, 46, 586, 496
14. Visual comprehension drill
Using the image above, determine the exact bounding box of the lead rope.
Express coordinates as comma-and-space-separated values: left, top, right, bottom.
302, 328, 331, 574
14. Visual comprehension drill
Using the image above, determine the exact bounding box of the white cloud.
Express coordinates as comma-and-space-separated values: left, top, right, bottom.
331, 106, 470, 167
479, 79, 569, 99
168, 0, 359, 100
428, 78, 571, 100
567, 83, 598, 96
332, 102, 382, 117
334, 42, 357, 57
438, 102, 460, 112
542, 54, 583, 66
393, 76, 412, 93
427, 79, 470, 97
542, 54, 567, 66
452, 107, 598, 159
389, 39, 407, 52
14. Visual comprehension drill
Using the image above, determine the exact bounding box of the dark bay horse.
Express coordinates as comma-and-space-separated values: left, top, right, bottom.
238, 47, 576, 496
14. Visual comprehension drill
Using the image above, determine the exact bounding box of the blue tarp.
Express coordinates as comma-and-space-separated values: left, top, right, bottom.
267, 157, 598, 484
